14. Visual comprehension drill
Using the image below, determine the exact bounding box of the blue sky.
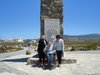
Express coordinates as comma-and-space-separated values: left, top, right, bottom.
0, 0, 100, 39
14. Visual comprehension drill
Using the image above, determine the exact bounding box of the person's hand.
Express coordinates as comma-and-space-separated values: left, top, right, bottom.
43, 49, 45, 52
53, 50, 56, 53
62, 52, 64, 57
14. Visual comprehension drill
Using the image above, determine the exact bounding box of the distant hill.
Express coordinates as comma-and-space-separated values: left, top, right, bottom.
63, 34, 100, 40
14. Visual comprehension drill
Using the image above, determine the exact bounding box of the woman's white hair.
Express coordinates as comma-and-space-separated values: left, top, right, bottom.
42, 35, 45, 39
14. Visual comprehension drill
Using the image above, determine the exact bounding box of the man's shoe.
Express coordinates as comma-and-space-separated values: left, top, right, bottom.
42, 65, 45, 69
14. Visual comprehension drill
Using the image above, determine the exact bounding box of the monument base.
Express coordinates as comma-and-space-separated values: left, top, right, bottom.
26, 57, 77, 65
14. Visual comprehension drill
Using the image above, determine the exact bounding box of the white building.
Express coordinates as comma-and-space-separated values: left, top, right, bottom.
4, 38, 23, 43
13, 38, 23, 42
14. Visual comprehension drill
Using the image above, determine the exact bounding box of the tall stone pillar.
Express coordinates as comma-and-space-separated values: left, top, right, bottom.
40, 0, 63, 41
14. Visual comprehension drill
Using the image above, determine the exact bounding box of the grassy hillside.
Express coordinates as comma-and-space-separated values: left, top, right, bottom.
63, 34, 100, 51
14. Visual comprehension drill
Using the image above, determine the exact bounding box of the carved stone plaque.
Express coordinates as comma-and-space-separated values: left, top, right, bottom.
44, 19, 60, 42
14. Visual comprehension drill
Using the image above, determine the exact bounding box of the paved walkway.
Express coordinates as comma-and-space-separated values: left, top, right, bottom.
0, 50, 26, 60
0, 50, 100, 75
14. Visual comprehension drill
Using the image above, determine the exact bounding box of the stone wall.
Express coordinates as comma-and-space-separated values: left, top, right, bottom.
40, 0, 63, 38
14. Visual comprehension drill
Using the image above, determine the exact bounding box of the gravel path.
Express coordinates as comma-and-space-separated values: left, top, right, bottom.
0, 50, 26, 60
0, 62, 29, 75
0, 50, 100, 75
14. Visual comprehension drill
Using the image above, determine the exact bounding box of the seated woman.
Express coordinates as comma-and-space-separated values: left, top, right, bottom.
44, 41, 56, 68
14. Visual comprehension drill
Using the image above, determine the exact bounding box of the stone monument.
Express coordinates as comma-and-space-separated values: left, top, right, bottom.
40, 0, 63, 42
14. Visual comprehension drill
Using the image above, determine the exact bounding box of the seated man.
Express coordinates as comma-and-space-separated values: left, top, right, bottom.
44, 41, 56, 69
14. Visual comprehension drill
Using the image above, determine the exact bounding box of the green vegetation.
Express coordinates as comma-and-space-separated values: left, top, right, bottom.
26, 51, 32, 55
0, 39, 38, 53
0, 37, 100, 53
64, 39, 100, 51
0, 42, 23, 53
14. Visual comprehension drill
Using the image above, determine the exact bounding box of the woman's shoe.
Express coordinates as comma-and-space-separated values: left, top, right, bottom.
57, 64, 60, 67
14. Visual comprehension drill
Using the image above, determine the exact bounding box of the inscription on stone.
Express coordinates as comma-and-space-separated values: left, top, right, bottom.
44, 19, 60, 42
